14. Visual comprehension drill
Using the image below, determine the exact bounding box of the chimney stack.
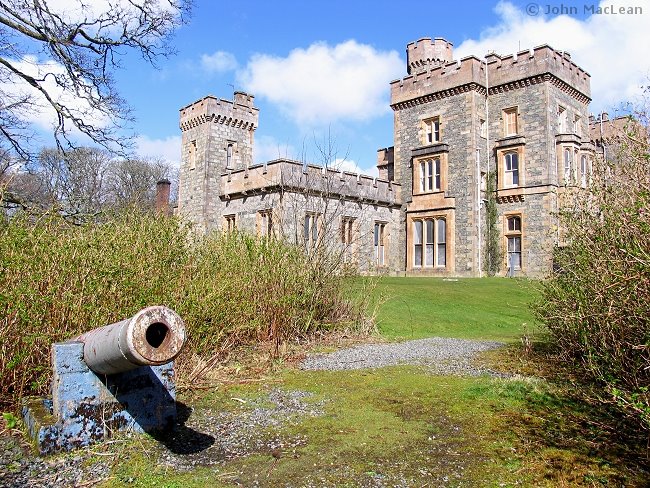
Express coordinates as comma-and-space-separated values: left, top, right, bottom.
155, 179, 171, 215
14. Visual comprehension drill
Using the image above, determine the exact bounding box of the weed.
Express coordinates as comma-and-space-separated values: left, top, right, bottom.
0, 210, 368, 408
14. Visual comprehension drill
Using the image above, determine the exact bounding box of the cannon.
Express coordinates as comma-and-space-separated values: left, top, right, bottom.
74, 306, 186, 375
22, 306, 187, 454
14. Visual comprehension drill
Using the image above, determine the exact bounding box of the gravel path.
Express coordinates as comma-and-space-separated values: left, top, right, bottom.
301, 337, 506, 376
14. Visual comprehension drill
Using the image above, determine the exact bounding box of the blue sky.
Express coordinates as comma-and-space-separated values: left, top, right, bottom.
26, 0, 650, 175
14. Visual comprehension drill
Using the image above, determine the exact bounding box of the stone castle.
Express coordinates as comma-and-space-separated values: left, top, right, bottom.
177, 37, 603, 277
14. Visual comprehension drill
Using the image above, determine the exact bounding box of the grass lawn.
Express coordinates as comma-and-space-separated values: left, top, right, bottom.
373, 277, 539, 342
104, 368, 646, 487
98, 277, 647, 487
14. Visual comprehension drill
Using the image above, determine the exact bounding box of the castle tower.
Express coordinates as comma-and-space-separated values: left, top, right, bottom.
390, 37, 591, 277
406, 37, 454, 74
177, 92, 258, 231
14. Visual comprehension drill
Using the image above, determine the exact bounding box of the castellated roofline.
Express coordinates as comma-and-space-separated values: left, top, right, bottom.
179, 92, 259, 132
220, 158, 402, 206
391, 43, 591, 108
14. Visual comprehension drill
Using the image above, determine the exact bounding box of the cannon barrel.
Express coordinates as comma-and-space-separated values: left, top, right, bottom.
72, 306, 186, 375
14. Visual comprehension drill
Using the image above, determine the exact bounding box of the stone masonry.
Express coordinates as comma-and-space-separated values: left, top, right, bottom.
177, 37, 599, 277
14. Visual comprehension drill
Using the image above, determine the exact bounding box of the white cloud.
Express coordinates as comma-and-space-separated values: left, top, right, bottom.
0, 55, 109, 134
238, 40, 403, 125
43, 0, 181, 28
200, 51, 238, 73
135, 135, 182, 166
455, 0, 650, 111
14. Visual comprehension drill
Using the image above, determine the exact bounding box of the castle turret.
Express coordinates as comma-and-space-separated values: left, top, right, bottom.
177, 91, 259, 231
406, 37, 453, 74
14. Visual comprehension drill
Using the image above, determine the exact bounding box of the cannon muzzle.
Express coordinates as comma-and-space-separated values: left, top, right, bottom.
73, 306, 186, 375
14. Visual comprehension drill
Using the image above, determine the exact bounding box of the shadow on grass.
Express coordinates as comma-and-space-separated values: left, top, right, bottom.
149, 401, 215, 455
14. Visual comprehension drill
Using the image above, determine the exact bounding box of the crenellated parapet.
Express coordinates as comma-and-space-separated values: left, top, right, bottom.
221, 159, 402, 206
179, 92, 259, 132
391, 56, 486, 109
391, 41, 591, 109
486, 45, 590, 102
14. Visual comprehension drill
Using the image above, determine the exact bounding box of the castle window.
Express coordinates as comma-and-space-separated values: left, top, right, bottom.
505, 215, 522, 271
188, 140, 197, 170
558, 106, 567, 133
504, 152, 519, 187
413, 220, 423, 267
503, 108, 518, 136
573, 115, 581, 136
412, 217, 446, 268
563, 148, 572, 183
259, 210, 273, 238
224, 214, 236, 232
419, 158, 441, 192
580, 154, 588, 188
425, 219, 434, 266
374, 222, 387, 266
304, 213, 319, 251
341, 217, 356, 263
226, 143, 234, 169
424, 117, 441, 144
437, 219, 447, 267
480, 118, 487, 138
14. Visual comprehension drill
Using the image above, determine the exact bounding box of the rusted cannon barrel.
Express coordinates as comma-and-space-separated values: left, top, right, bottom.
72, 306, 186, 375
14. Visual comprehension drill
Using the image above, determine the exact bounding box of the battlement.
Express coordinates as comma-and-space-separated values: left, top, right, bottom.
221, 159, 402, 206
486, 45, 590, 99
391, 40, 591, 108
179, 92, 259, 132
407, 37, 454, 74
391, 55, 486, 107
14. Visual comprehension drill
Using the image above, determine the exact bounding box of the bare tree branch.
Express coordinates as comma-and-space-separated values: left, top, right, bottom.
0, 0, 192, 161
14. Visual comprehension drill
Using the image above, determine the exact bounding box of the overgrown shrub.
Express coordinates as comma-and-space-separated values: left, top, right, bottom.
0, 209, 368, 408
534, 115, 650, 432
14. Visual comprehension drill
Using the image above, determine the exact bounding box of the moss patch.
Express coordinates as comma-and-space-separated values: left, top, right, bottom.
100, 359, 646, 487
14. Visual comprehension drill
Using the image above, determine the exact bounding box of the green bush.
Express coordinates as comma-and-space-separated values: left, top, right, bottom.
534, 117, 650, 432
0, 209, 366, 408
